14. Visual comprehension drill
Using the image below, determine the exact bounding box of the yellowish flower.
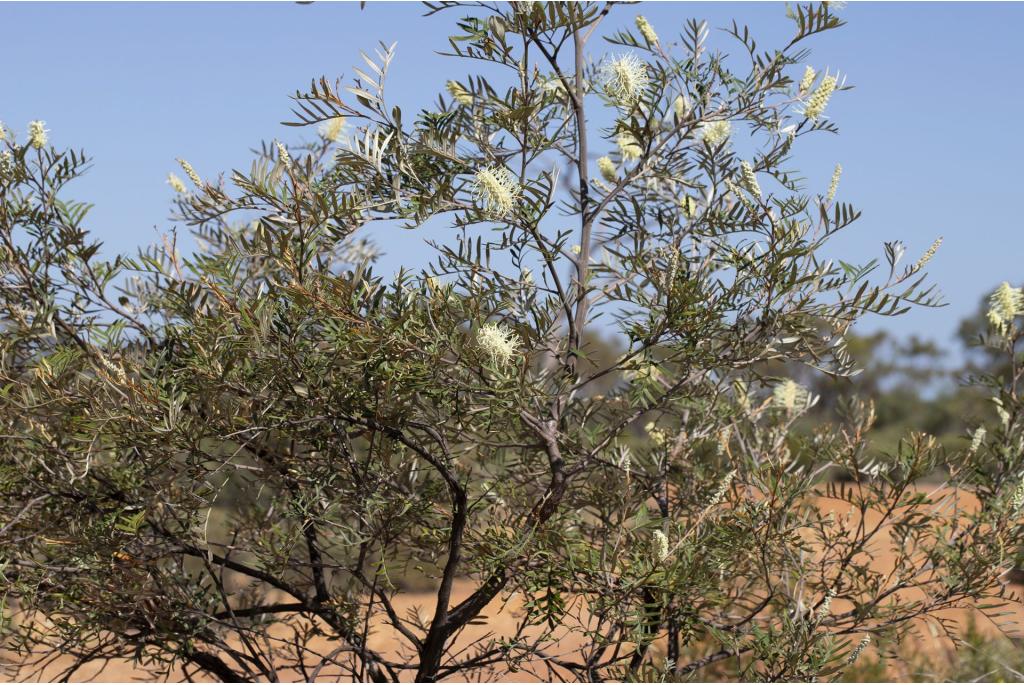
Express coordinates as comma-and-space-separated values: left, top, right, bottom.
740, 161, 761, 197
826, 163, 842, 202
726, 179, 754, 214
476, 322, 521, 368
815, 588, 836, 623
680, 195, 698, 219
28, 120, 48, 149
673, 94, 691, 120
617, 132, 643, 161
446, 80, 474, 106
995, 398, 1012, 427
602, 53, 650, 106
597, 156, 616, 183
1010, 479, 1024, 513
318, 116, 346, 142
473, 166, 521, 217
645, 420, 670, 447
635, 15, 659, 45
651, 530, 670, 562
176, 158, 203, 187
798, 65, 816, 96
968, 427, 986, 455
716, 427, 731, 455
988, 282, 1024, 335
276, 142, 292, 169
700, 120, 731, 147
846, 635, 871, 665
805, 73, 838, 121
166, 173, 188, 194
773, 379, 808, 412
910, 237, 942, 274
707, 470, 736, 506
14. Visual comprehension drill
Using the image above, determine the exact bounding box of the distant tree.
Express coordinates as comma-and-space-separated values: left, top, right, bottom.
2, 3, 1021, 682
797, 330, 969, 452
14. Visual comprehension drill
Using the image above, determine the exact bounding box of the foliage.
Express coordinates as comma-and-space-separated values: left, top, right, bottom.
841, 614, 1024, 682
1, 2, 1022, 682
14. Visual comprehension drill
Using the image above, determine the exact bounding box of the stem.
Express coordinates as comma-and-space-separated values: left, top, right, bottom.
567, 25, 591, 384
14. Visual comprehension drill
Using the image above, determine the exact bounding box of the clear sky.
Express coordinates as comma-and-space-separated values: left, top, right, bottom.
2, 1, 1022, 348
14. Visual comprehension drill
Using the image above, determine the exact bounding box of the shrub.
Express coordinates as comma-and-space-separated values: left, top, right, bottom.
1, 3, 1021, 682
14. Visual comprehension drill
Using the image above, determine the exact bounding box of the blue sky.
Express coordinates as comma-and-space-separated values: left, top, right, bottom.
2, 1, 1022, 349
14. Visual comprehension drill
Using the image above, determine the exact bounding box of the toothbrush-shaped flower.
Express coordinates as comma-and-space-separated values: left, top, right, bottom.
740, 161, 761, 197
473, 166, 521, 217
476, 322, 521, 368
617, 132, 643, 162
773, 379, 809, 413
176, 158, 203, 187
601, 53, 650, 106
987, 282, 1023, 335
167, 173, 188, 194
28, 120, 49, 149
635, 15, 659, 45
805, 72, 838, 121
673, 94, 691, 120
597, 156, 617, 183
826, 163, 842, 202
446, 80, 474, 107
700, 120, 731, 147
651, 530, 670, 563
798, 66, 817, 96
318, 117, 347, 142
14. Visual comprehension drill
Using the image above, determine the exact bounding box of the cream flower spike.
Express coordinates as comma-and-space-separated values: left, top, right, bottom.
700, 120, 731, 147
617, 132, 643, 161
740, 161, 761, 197
473, 166, 521, 217
987, 282, 1024, 335
176, 159, 203, 187
276, 142, 292, 169
826, 163, 842, 202
167, 173, 188, 194
318, 117, 346, 142
968, 427, 986, 455
601, 53, 650, 106
28, 120, 48, 149
635, 15, 659, 45
909, 237, 942, 274
680, 196, 698, 219
773, 379, 809, 412
846, 636, 871, 665
651, 530, 670, 563
446, 80, 474, 106
804, 71, 840, 121
673, 94, 691, 120
476, 322, 521, 368
798, 66, 817, 96
597, 156, 617, 183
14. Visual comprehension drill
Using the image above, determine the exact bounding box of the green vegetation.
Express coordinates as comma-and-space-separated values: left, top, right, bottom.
2, 3, 1023, 682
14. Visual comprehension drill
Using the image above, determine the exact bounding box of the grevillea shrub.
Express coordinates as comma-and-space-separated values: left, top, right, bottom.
1, 3, 1021, 682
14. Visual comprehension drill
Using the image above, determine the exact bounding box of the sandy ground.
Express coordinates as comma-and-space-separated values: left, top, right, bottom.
3, 488, 1023, 682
